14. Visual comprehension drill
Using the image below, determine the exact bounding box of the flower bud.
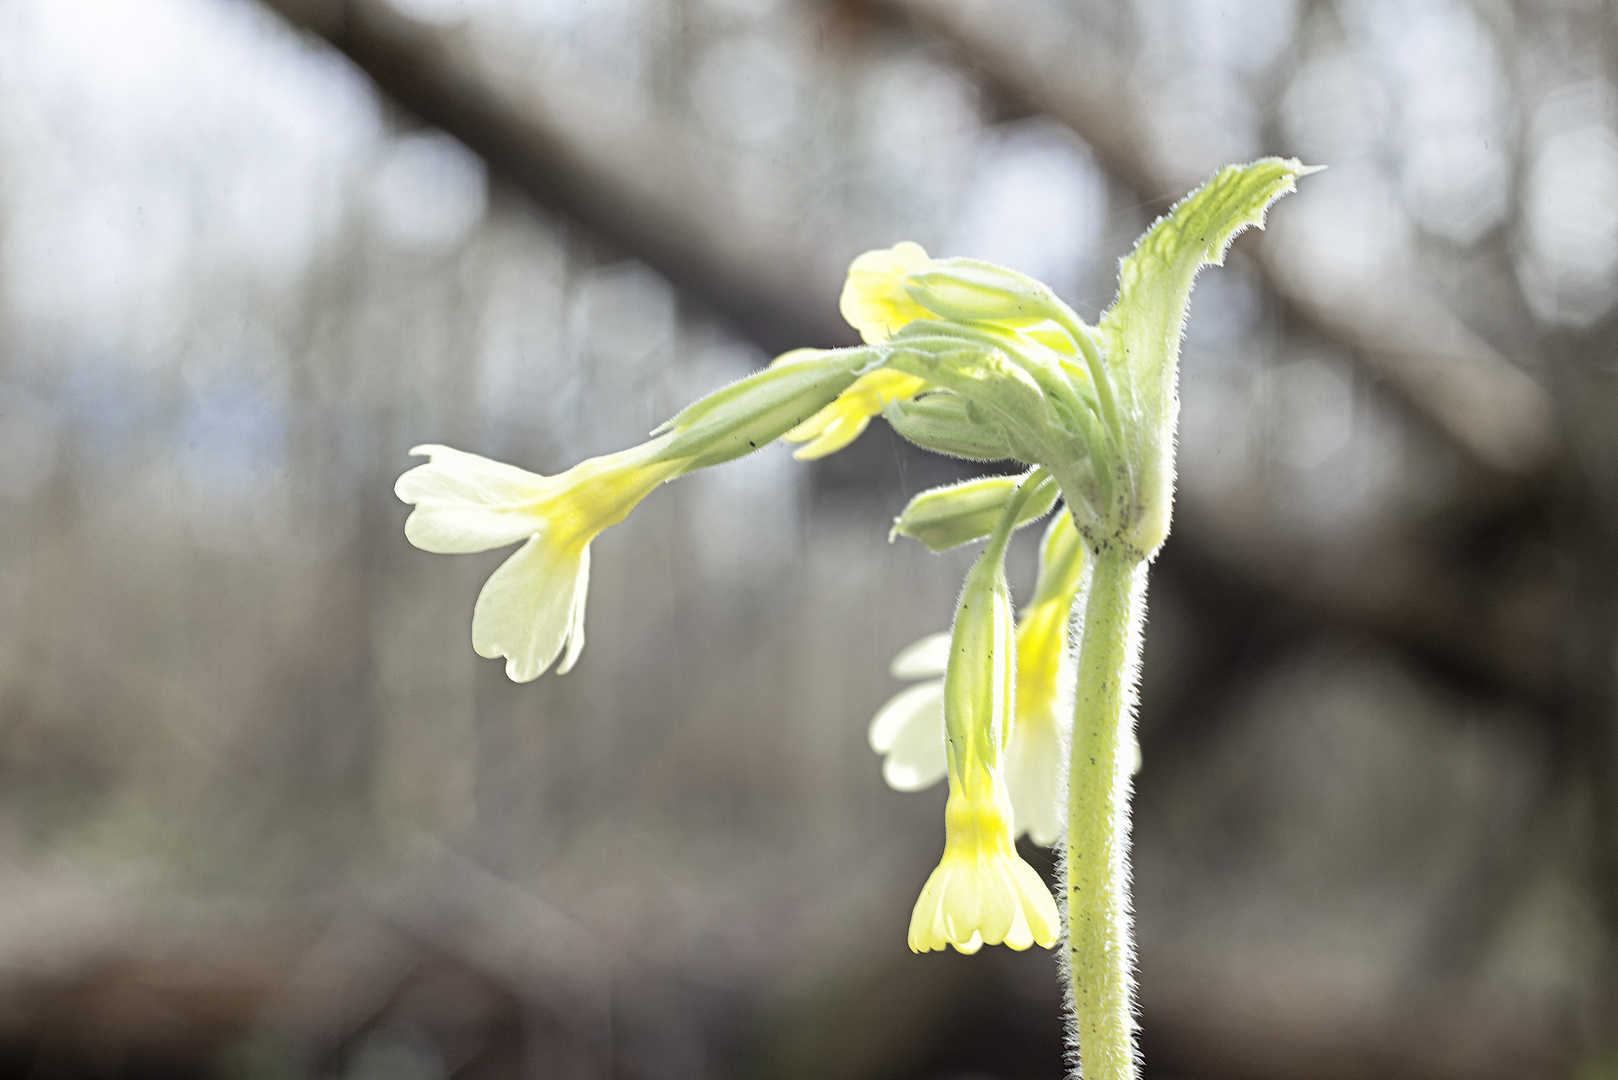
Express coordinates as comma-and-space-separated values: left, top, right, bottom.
884, 392, 1016, 462
903, 259, 1057, 328
890, 472, 1058, 552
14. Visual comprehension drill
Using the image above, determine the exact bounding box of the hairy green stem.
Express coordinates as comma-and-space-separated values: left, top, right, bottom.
1063, 547, 1144, 1080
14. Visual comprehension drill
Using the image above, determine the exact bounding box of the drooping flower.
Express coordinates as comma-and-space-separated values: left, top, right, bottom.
906, 473, 1060, 953
396, 438, 685, 682
872, 510, 1088, 846
398, 348, 879, 682
908, 787, 1061, 954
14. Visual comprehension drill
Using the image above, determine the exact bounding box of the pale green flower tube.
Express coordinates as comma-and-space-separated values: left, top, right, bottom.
906, 472, 1060, 954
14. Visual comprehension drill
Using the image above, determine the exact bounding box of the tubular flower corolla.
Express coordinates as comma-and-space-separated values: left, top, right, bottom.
396, 438, 686, 682
782, 368, 928, 460
397, 346, 875, 683
907, 474, 1060, 953
1006, 511, 1086, 846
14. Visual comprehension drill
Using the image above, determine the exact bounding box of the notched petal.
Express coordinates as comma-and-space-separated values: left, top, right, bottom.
471, 536, 590, 683
397, 444, 552, 554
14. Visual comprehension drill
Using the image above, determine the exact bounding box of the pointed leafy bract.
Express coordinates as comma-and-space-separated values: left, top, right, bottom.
1097, 157, 1315, 557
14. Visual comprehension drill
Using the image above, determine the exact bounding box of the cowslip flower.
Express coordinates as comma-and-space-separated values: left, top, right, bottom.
398, 346, 877, 683
1005, 512, 1086, 845
396, 438, 686, 682
907, 473, 1060, 953
872, 513, 1084, 846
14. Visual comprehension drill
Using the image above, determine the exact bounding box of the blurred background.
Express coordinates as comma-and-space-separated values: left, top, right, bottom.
0, 0, 1615, 1077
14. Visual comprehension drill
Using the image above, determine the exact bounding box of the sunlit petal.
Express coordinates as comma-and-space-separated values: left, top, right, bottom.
397, 444, 554, 553
890, 632, 951, 679
554, 545, 591, 676
472, 536, 589, 683
839, 241, 935, 343
879, 684, 948, 791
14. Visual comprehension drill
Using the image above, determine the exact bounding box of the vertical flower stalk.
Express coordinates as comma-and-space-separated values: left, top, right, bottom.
1064, 549, 1145, 1080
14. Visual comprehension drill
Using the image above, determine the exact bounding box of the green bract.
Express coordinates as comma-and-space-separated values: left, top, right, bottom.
1091, 158, 1318, 557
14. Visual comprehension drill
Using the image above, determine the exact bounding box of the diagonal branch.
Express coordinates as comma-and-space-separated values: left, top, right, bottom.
877, 0, 1560, 481
255, 0, 1565, 705
259, 0, 856, 355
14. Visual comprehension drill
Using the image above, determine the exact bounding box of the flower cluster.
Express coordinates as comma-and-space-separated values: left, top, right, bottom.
393, 160, 1313, 961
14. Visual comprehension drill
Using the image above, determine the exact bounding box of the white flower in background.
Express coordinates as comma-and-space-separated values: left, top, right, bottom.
868, 632, 951, 791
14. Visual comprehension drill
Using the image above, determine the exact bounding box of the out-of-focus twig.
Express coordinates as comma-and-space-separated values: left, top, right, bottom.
254, 0, 1567, 707
258, 0, 856, 356
875, 0, 1560, 481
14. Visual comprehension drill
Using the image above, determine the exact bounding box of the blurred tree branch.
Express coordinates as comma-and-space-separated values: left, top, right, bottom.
254, 0, 1566, 706
257, 0, 856, 355
873, 0, 1560, 483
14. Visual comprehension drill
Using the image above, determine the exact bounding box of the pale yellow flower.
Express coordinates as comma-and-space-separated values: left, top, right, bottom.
908, 786, 1060, 954
902, 476, 1060, 955
1006, 512, 1084, 844
838, 241, 936, 344
396, 439, 683, 682
1007, 598, 1072, 847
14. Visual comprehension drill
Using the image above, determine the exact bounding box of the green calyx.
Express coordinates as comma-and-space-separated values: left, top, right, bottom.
652, 347, 878, 472
891, 470, 1059, 552
884, 392, 1018, 463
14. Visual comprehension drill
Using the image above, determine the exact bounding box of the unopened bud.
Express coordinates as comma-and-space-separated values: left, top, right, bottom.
904, 259, 1057, 328
884, 393, 1017, 462
891, 472, 1058, 552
